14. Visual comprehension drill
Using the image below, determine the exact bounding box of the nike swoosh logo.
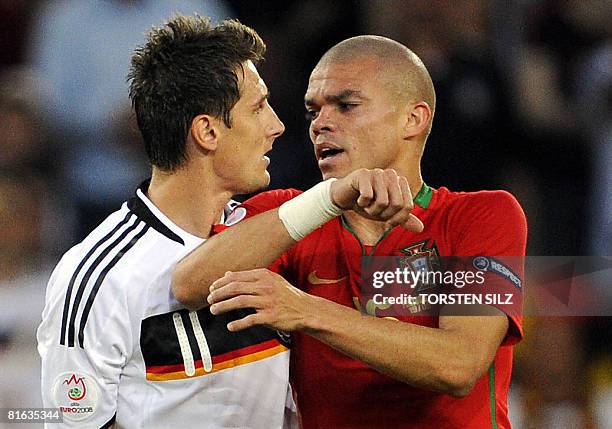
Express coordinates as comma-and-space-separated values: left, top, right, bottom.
307, 271, 347, 285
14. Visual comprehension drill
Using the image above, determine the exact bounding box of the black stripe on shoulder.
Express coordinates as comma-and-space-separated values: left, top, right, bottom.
140, 307, 289, 368
77, 224, 150, 348
127, 194, 184, 245
100, 414, 116, 429
67, 216, 141, 347
60, 211, 132, 346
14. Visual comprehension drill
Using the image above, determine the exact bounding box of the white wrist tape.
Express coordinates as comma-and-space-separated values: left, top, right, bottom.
278, 178, 342, 241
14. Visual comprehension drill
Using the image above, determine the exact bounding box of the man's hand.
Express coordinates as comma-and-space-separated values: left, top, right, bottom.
330, 168, 424, 232
208, 269, 316, 332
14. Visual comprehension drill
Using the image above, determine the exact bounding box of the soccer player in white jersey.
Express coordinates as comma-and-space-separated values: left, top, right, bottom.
37, 14, 419, 429
37, 16, 293, 428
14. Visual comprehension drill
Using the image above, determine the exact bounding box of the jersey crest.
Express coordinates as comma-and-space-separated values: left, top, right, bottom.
399, 239, 441, 292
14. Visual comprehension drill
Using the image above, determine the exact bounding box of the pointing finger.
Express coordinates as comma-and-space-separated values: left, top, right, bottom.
403, 214, 424, 233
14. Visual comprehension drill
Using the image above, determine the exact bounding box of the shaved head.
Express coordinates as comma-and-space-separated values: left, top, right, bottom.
305, 35, 436, 181
315, 35, 436, 128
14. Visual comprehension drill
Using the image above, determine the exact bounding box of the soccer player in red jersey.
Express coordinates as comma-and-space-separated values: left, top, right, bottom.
174, 36, 527, 429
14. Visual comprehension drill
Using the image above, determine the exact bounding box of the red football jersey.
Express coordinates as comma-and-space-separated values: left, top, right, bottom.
235, 184, 527, 429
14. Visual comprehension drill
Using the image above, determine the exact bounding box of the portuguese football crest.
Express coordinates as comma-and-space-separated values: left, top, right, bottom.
399, 239, 441, 292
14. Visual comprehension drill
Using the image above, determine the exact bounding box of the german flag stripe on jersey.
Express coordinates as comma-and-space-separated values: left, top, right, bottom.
140, 308, 290, 381
146, 339, 288, 381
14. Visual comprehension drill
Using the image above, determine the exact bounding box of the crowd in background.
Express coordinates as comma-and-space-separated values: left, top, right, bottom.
0, 1, 610, 428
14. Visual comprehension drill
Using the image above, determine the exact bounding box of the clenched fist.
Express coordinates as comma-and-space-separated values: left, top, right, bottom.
330, 168, 424, 232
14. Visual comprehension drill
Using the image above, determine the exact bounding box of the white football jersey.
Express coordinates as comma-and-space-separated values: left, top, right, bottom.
38, 184, 294, 428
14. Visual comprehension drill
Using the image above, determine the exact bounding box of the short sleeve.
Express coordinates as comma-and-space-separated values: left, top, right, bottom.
241, 189, 303, 216
219, 189, 303, 276
37, 251, 131, 428
449, 191, 528, 344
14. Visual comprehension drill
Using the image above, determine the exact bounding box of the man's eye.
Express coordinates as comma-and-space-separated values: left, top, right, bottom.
305, 110, 318, 121
338, 102, 357, 112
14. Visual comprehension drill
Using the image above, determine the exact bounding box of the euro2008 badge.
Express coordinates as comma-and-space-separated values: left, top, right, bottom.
52, 372, 99, 422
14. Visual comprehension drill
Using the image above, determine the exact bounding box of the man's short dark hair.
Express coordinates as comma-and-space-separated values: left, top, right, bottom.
128, 15, 266, 171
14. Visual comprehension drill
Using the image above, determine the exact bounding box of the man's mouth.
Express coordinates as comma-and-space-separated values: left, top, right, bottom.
319, 147, 344, 160
262, 147, 273, 162
316, 141, 345, 161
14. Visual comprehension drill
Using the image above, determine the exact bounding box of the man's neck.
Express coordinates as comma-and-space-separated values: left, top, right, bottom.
147, 168, 232, 239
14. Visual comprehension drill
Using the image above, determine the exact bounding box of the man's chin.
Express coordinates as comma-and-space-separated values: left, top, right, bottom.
261, 172, 271, 188
246, 174, 270, 194
320, 168, 348, 181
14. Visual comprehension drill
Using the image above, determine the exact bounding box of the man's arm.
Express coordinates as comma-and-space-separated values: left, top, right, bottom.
173, 168, 423, 309
37, 252, 127, 428
207, 269, 508, 397
205, 191, 525, 396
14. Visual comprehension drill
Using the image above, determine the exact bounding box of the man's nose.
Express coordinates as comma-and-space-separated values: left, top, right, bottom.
311, 108, 335, 136
269, 109, 285, 138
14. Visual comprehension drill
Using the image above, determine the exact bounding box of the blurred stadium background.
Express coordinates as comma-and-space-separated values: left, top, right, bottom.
0, 1, 610, 428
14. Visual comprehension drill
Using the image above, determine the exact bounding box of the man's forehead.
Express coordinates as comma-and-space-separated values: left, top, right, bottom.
305, 71, 374, 103
240, 60, 268, 96
312, 55, 382, 78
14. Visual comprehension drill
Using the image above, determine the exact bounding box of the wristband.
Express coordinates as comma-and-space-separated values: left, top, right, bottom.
278, 179, 342, 241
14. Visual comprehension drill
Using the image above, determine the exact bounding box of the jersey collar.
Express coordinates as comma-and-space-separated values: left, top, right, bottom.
414, 182, 432, 209
339, 182, 433, 253
127, 180, 209, 247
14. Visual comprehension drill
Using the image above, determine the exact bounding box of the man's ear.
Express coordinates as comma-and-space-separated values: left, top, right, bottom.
403, 101, 432, 139
190, 114, 221, 151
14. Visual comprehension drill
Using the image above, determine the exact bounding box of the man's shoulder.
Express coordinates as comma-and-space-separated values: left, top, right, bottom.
431, 187, 527, 255
232, 188, 303, 218
435, 186, 519, 204
43, 203, 183, 342
52, 206, 132, 271
48, 203, 168, 298
244, 188, 303, 207
433, 187, 525, 219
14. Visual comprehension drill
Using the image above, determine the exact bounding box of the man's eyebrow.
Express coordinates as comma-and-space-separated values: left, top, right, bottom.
305, 90, 364, 107
252, 91, 270, 108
